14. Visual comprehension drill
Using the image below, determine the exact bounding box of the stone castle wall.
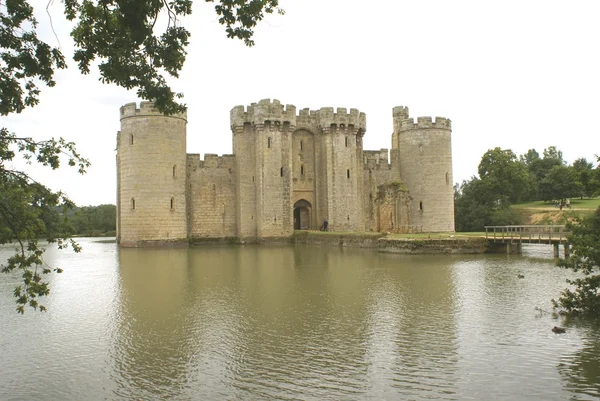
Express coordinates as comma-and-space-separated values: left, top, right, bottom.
374, 182, 412, 233
363, 149, 395, 231
395, 117, 454, 232
186, 154, 236, 239
116, 100, 454, 247
117, 102, 188, 247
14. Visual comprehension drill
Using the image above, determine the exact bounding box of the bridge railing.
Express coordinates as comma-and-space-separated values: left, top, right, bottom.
484, 225, 570, 243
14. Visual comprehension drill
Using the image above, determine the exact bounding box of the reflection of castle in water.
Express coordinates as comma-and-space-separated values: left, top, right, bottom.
113, 247, 459, 399
116, 100, 455, 247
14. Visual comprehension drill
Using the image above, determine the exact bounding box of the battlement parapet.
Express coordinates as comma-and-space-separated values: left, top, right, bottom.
231, 99, 297, 128
231, 100, 366, 133
317, 107, 366, 132
120, 101, 187, 121
398, 116, 451, 131
187, 153, 235, 170
392, 106, 409, 119
364, 149, 391, 170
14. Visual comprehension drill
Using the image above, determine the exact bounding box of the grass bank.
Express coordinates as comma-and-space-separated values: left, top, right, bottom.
512, 198, 600, 210
511, 198, 599, 225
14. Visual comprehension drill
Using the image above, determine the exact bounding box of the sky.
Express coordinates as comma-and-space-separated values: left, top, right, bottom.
4, 0, 600, 206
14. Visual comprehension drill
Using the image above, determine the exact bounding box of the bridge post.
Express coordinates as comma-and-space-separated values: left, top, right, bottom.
553, 243, 559, 258
564, 244, 570, 258
507, 242, 522, 254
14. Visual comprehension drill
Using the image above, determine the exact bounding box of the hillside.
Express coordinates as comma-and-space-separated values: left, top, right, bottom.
512, 198, 599, 225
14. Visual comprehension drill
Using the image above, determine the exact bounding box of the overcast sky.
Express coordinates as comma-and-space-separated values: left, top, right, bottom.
4, 0, 599, 206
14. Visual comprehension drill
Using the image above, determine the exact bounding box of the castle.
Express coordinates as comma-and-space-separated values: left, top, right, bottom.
116, 99, 454, 247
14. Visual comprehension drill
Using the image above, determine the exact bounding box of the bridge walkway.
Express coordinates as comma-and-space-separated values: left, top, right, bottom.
484, 225, 570, 257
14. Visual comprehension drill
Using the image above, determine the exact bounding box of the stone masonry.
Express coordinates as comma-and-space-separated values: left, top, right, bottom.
116, 100, 455, 246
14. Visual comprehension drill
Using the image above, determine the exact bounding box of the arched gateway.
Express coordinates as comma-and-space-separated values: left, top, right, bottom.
293, 199, 312, 230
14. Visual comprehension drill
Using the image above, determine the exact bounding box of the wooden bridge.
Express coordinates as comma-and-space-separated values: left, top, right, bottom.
484, 225, 570, 257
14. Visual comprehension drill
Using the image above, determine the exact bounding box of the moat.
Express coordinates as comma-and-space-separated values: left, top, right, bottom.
1, 239, 599, 400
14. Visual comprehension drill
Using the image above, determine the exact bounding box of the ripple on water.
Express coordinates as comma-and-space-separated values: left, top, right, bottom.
1, 244, 599, 400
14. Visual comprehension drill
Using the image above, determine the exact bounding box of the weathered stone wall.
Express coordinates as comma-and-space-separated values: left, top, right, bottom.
374, 182, 412, 233
117, 100, 455, 247
187, 154, 236, 239
117, 102, 188, 247
321, 108, 366, 232
378, 237, 487, 254
231, 99, 296, 238
363, 149, 396, 231
296, 109, 327, 227
395, 116, 455, 232
292, 232, 487, 254
292, 129, 317, 228
232, 122, 257, 238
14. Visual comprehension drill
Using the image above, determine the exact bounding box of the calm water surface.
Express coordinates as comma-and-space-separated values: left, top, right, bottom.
1, 239, 599, 400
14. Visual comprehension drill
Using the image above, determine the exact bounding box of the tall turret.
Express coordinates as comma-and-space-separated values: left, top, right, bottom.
231, 99, 296, 239
394, 113, 454, 232
316, 106, 366, 231
116, 102, 188, 246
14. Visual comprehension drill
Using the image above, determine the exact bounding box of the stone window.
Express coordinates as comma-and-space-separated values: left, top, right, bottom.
347, 169, 350, 179
170, 197, 174, 210
280, 167, 284, 177
301, 165, 304, 175
252, 176, 255, 182
446, 172, 449, 184
300, 140, 303, 151
345, 136, 349, 147
268, 137, 272, 148
419, 201, 423, 211
130, 134, 134, 145
173, 165, 177, 178
131, 198, 135, 210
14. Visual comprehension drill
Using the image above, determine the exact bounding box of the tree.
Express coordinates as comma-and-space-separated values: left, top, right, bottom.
1, 0, 283, 313
520, 148, 541, 166
67, 204, 117, 235
538, 164, 581, 203
522, 146, 565, 201
553, 207, 600, 316
572, 158, 596, 198
454, 176, 522, 232
478, 147, 532, 206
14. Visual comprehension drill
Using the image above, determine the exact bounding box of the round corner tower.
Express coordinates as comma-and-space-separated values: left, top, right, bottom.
394, 113, 454, 232
116, 101, 188, 246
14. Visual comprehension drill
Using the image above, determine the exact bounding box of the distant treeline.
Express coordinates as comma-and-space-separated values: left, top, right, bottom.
63, 204, 116, 237
455, 146, 600, 231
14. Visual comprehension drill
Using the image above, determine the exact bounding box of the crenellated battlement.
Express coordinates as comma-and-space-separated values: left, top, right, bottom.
120, 101, 187, 120
230, 99, 297, 128
398, 116, 451, 131
393, 106, 409, 120
364, 149, 391, 170
316, 107, 366, 132
187, 153, 235, 170
231, 100, 366, 133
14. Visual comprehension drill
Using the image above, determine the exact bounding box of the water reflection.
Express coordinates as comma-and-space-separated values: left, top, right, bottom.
360, 254, 459, 400
558, 320, 600, 400
114, 248, 192, 399
1, 241, 600, 400
112, 246, 462, 400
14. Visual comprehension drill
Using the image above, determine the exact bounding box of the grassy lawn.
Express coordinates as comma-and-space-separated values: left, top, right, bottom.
512, 198, 600, 210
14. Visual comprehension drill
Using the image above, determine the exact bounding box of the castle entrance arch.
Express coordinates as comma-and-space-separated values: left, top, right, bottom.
293, 199, 312, 230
